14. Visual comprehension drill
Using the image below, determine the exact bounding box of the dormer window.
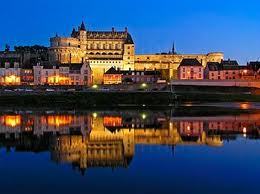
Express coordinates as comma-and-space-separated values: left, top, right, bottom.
14, 62, 19, 68
5, 62, 10, 69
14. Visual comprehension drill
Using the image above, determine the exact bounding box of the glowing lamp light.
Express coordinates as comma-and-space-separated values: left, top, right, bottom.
240, 103, 250, 110
92, 85, 98, 89
141, 113, 147, 120
243, 70, 248, 74
141, 83, 147, 88
243, 127, 247, 134
92, 112, 98, 118
187, 126, 191, 131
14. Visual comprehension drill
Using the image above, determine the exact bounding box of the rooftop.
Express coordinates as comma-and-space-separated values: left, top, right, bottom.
179, 59, 202, 67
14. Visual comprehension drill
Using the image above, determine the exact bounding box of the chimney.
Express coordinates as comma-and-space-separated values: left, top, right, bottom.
112, 27, 115, 32
125, 27, 128, 33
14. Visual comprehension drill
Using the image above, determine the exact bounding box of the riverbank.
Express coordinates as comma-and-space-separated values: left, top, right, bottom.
0, 90, 259, 108
173, 85, 260, 103
0, 91, 175, 108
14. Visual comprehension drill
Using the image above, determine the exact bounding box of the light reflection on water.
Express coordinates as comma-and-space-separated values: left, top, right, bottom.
0, 108, 259, 194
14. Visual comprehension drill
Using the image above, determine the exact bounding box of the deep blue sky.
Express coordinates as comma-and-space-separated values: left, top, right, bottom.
1, 0, 260, 64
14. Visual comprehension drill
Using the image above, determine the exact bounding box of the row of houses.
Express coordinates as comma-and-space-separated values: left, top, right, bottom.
178, 59, 260, 80
0, 56, 259, 86
103, 59, 260, 85
103, 67, 162, 85
0, 58, 93, 86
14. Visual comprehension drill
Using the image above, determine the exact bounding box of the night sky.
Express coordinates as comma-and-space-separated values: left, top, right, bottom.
1, 0, 260, 64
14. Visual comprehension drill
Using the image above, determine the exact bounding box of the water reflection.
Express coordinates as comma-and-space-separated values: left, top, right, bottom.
0, 110, 260, 175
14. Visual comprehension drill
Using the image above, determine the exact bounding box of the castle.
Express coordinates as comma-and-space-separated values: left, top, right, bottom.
49, 22, 224, 83
49, 22, 135, 83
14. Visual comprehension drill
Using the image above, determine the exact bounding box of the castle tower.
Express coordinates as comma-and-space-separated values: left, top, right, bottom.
123, 28, 135, 70
79, 21, 87, 51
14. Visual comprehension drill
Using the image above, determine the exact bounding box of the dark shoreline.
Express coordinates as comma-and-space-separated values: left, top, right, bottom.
0, 86, 260, 108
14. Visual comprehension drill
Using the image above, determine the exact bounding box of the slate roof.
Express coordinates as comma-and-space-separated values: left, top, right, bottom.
248, 61, 260, 72
60, 63, 83, 71
80, 21, 86, 31
206, 62, 222, 71
207, 60, 242, 71
124, 33, 134, 44
221, 60, 239, 66
70, 22, 132, 42
104, 67, 122, 74
179, 59, 202, 67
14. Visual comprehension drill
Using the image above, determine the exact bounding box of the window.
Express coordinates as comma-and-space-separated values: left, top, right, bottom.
183, 68, 185, 72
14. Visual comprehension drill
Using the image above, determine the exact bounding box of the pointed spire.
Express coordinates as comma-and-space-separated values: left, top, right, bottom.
71, 28, 76, 37
172, 41, 176, 54
80, 21, 86, 31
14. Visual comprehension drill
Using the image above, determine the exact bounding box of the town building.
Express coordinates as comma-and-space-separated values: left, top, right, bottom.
205, 60, 246, 80
103, 67, 162, 85
103, 67, 122, 85
244, 61, 260, 80
33, 61, 92, 86
49, 22, 134, 84
21, 64, 34, 85
0, 57, 21, 85
121, 69, 161, 84
177, 58, 204, 80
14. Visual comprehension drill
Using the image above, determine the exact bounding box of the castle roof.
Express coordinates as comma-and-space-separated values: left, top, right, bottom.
125, 33, 134, 44
80, 21, 86, 31
69, 22, 133, 42
179, 58, 202, 67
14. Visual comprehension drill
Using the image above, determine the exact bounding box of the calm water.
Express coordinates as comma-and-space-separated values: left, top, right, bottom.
0, 107, 260, 194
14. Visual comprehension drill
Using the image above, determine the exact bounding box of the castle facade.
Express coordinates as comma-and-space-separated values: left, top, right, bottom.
49, 22, 224, 83
49, 22, 134, 83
